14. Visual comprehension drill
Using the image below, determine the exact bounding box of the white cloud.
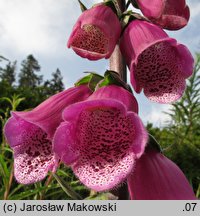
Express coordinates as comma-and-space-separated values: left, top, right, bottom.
188, 0, 200, 18
0, 0, 81, 57
142, 106, 171, 127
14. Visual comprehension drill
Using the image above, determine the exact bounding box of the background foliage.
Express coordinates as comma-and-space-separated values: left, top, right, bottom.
0, 54, 199, 199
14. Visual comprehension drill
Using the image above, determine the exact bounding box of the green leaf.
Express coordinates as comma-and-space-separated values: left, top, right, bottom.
74, 73, 94, 87
53, 173, 82, 200
85, 192, 117, 200
75, 73, 104, 91
0, 155, 10, 183
9, 186, 47, 200
78, 0, 87, 12
88, 73, 104, 91
56, 169, 71, 178
7, 184, 24, 198
97, 70, 133, 93
2, 147, 13, 153
0, 97, 12, 105
44, 190, 65, 199
121, 11, 147, 29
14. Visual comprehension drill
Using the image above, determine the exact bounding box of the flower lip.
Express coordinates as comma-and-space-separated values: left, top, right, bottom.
69, 24, 110, 60
54, 97, 147, 191
4, 116, 58, 184
70, 46, 110, 61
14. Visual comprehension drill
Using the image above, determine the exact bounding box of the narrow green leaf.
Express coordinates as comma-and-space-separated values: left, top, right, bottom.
121, 11, 146, 29
9, 187, 47, 200
0, 155, 10, 180
85, 192, 117, 200
53, 173, 82, 200
78, 0, 87, 12
7, 184, 24, 197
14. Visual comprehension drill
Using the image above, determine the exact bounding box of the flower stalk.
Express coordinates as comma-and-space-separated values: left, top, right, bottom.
109, 0, 127, 82
109, 0, 129, 199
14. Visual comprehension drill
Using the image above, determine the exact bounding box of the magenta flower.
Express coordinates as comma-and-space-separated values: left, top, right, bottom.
120, 20, 194, 103
4, 85, 92, 184
128, 149, 197, 200
53, 85, 148, 191
67, 4, 121, 60
137, 0, 190, 30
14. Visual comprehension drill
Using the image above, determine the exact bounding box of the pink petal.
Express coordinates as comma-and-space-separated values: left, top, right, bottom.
88, 85, 138, 113
144, 76, 186, 103
69, 24, 109, 61
134, 39, 188, 103
4, 85, 92, 184
120, 20, 168, 93
54, 89, 147, 191
138, 0, 190, 30
120, 21, 194, 103
127, 112, 148, 158
137, 0, 165, 19
176, 43, 194, 78
67, 5, 121, 60
128, 150, 197, 200
53, 122, 79, 165
13, 85, 92, 140
5, 117, 57, 184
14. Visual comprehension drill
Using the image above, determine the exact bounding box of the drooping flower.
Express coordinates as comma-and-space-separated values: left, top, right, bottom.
127, 148, 197, 200
136, 0, 190, 30
4, 85, 92, 184
120, 20, 194, 103
67, 4, 121, 60
53, 85, 148, 191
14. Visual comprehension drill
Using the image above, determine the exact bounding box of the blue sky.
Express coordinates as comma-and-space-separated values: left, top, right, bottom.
0, 0, 199, 126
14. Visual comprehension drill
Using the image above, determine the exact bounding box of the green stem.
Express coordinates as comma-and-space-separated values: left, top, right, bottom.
4, 165, 14, 200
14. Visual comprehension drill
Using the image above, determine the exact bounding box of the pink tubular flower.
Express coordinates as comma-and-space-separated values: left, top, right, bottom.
67, 4, 121, 60
4, 85, 92, 184
128, 149, 197, 200
136, 0, 190, 30
53, 85, 148, 191
120, 20, 194, 103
